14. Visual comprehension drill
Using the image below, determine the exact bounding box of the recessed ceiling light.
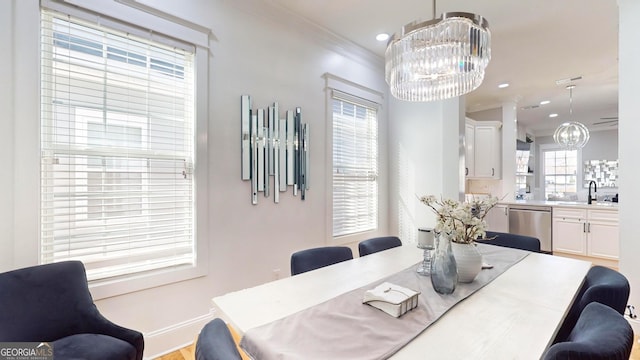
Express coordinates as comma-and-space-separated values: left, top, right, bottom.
549, 113, 558, 118
376, 33, 389, 42
540, 100, 551, 105
498, 83, 510, 89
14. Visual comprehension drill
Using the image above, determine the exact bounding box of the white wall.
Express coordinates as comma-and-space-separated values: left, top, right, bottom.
387, 96, 462, 244
581, 129, 619, 162
2, 0, 453, 357
536, 129, 618, 162
0, 0, 14, 269
535, 129, 618, 197
618, 0, 640, 329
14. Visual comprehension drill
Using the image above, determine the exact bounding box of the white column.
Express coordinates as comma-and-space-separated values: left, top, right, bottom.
618, 0, 640, 318
13, 0, 41, 268
442, 97, 466, 201
501, 101, 518, 200
0, 0, 15, 271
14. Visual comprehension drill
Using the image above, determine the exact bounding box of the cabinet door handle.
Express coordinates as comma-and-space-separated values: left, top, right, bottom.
587, 223, 591, 233
492, 168, 495, 176
465, 167, 468, 176
504, 207, 508, 215
583, 223, 586, 233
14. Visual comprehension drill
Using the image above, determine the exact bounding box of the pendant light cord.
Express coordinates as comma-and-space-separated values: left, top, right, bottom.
568, 85, 575, 120
569, 86, 573, 119
432, 0, 437, 20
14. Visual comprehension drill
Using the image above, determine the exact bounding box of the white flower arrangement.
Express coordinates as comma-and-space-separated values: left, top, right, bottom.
419, 195, 499, 244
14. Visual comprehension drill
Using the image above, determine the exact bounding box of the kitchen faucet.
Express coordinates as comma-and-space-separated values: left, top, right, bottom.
588, 180, 597, 204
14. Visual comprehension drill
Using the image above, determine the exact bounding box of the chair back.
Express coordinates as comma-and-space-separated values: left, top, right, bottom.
0, 261, 98, 342
477, 231, 541, 252
554, 265, 630, 343
358, 236, 402, 257
0, 261, 144, 359
543, 302, 633, 360
290, 246, 353, 275
195, 318, 242, 360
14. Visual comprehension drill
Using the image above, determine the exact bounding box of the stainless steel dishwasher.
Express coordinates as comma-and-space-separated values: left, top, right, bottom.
508, 205, 552, 253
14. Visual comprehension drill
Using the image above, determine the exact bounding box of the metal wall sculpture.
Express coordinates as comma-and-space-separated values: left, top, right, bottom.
241, 95, 309, 204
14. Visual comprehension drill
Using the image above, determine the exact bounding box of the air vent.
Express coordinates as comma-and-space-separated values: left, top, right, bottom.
555, 76, 583, 85
521, 105, 540, 110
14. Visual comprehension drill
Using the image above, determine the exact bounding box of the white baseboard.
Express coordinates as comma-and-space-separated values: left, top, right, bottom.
143, 309, 216, 359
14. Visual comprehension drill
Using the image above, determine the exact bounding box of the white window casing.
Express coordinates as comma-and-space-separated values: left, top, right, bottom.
331, 90, 379, 237
40, 2, 209, 298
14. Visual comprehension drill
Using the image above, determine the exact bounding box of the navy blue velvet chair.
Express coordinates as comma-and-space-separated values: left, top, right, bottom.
0, 261, 144, 360
544, 302, 633, 360
290, 246, 353, 275
476, 231, 541, 253
554, 265, 630, 343
195, 318, 243, 360
358, 236, 402, 257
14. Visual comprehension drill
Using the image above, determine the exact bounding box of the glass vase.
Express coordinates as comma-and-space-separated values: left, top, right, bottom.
430, 232, 458, 294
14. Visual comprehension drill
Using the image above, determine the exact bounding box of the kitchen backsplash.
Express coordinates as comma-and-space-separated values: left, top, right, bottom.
466, 179, 505, 198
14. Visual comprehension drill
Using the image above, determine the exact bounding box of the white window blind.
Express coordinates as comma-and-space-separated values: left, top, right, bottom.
543, 149, 578, 201
40, 10, 196, 281
332, 92, 379, 237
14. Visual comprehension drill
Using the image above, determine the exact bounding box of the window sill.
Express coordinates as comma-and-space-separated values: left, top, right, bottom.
88, 261, 206, 300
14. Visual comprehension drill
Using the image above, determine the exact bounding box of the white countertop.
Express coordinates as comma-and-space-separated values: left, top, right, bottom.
500, 199, 618, 210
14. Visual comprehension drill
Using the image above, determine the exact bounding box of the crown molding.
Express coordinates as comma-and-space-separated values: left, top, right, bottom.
225, 0, 384, 73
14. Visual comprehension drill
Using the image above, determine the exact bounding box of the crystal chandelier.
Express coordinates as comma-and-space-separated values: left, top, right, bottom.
385, 1, 491, 102
553, 85, 590, 150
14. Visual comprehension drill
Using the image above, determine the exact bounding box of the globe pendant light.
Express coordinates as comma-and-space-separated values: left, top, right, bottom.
384, 0, 491, 102
553, 85, 590, 150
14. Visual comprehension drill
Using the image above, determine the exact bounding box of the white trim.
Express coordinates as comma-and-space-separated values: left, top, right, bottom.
326, 74, 383, 245
41, 0, 211, 49
37, 0, 210, 300
143, 309, 216, 359
538, 143, 583, 200
324, 73, 384, 106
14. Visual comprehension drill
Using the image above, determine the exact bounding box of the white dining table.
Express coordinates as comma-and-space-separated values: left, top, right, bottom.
211, 245, 591, 359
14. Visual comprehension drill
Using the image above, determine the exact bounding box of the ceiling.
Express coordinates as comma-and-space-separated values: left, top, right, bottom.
268, 0, 619, 136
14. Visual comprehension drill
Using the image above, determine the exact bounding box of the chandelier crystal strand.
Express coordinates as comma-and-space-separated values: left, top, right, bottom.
385, 13, 491, 102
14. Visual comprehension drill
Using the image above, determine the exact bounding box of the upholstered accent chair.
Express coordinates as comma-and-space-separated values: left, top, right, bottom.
0, 261, 144, 360
195, 318, 243, 360
477, 231, 541, 253
554, 265, 630, 343
358, 236, 402, 257
290, 246, 353, 275
544, 302, 633, 360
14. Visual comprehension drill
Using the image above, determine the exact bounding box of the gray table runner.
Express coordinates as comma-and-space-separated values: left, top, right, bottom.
241, 244, 529, 360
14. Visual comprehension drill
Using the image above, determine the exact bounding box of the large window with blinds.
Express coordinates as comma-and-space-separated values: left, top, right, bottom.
544, 149, 578, 201
40, 10, 196, 282
332, 93, 379, 237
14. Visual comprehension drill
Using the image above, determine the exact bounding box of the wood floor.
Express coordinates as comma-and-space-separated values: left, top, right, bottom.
157, 335, 640, 359
154, 342, 194, 360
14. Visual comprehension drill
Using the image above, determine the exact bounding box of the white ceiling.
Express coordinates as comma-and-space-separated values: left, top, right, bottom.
268, 0, 619, 136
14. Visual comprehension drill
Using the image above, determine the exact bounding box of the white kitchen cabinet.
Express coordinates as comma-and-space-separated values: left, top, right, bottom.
485, 204, 509, 232
586, 210, 619, 260
465, 123, 475, 177
465, 119, 501, 179
553, 208, 587, 255
552, 207, 618, 260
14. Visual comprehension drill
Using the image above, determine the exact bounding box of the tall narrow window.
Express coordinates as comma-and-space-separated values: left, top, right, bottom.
40, 10, 196, 281
332, 93, 378, 237
543, 149, 578, 200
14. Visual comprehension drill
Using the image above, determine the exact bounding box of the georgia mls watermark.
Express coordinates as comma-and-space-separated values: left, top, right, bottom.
0, 343, 53, 360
